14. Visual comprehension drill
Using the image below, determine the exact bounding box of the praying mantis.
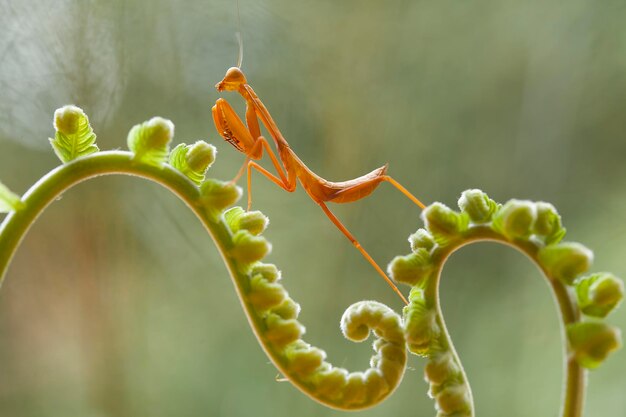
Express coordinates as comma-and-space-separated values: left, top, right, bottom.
212, 66, 426, 305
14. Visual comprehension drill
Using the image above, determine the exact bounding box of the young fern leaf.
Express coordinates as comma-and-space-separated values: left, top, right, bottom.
169, 141, 216, 185
49, 105, 99, 163
127, 117, 174, 166
0, 181, 24, 213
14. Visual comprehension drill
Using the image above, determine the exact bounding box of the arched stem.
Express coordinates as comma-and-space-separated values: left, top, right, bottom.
428, 228, 585, 417
0, 151, 230, 289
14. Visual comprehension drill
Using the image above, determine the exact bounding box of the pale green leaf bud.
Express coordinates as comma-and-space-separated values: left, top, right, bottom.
405, 307, 439, 356
250, 262, 281, 283
50, 105, 98, 163
315, 367, 349, 399
378, 343, 407, 367
457, 189, 498, 223
407, 285, 427, 305
199, 179, 242, 217
186, 140, 216, 172
343, 373, 367, 407
538, 242, 593, 285
409, 229, 436, 252
576, 273, 624, 318
567, 321, 622, 369
53, 105, 83, 135
424, 352, 460, 385
264, 313, 305, 348
285, 342, 326, 375
423, 203, 469, 245
388, 248, 432, 286
248, 274, 286, 311
492, 199, 536, 240
168, 141, 216, 185
404, 289, 439, 355
435, 385, 470, 414
230, 230, 271, 264
224, 206, 269, 236
533, 202, 566, 244
272, 298, 300, 319
363, 369, 388, 402
127, 117, 174, 166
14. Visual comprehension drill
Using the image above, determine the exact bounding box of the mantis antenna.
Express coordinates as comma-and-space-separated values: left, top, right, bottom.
235, 0, 243, 68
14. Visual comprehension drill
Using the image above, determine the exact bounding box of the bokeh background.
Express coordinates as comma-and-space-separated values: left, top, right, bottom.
1, 0, 625, 416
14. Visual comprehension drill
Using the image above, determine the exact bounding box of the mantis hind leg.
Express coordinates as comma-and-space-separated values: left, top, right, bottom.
317, 201, 409, 305
382, 176, 426, 209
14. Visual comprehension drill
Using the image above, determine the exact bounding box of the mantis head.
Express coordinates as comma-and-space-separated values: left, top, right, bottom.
215, 67, 247, 92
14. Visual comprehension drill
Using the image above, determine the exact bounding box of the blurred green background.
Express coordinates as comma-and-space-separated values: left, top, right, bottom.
1, 0, 625, 416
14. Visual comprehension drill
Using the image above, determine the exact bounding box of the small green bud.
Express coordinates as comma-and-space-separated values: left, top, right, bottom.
363, 369, 388, 402
492, 199, 536, 240
407, 285, 427, 305
376, 344, 406, 389
567, 321, 622, 369
230, 230, 271, 264
285, 341, 326, 375
405, 308, 439, 356
377, 342, 407, 366
199, 179, 241, 217
533, 202, 566, 244
315, 367, 349, 398
538, 242, 593, 285
0, 181, 24, 213
404, 289, 439, 356
169, 141, 216, 185
457, 189, 498, 223
424, 353, 460, 385
186, 141, 216, 172
264, 314, 305, 348
409, 229, 436, 252
576, 273, 624, 318
343, 373, 367, 407
53, 105, 82, 135
422, 203, 469, 245
248, 273, 286, 311
127, 117, 174, 165
273, 298, 300, 319
224, 206, 269, 236
50, 105, 98, 163
388, 249, 432, 286
435, 384, 470, 414
250, 262, 281, 283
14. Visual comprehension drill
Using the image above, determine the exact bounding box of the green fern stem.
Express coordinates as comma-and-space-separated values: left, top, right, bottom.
426, 229, 585, 417
0, 151, 217, 287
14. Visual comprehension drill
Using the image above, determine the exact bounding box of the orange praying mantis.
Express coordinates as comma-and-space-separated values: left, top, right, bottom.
211, 66, 426, 305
